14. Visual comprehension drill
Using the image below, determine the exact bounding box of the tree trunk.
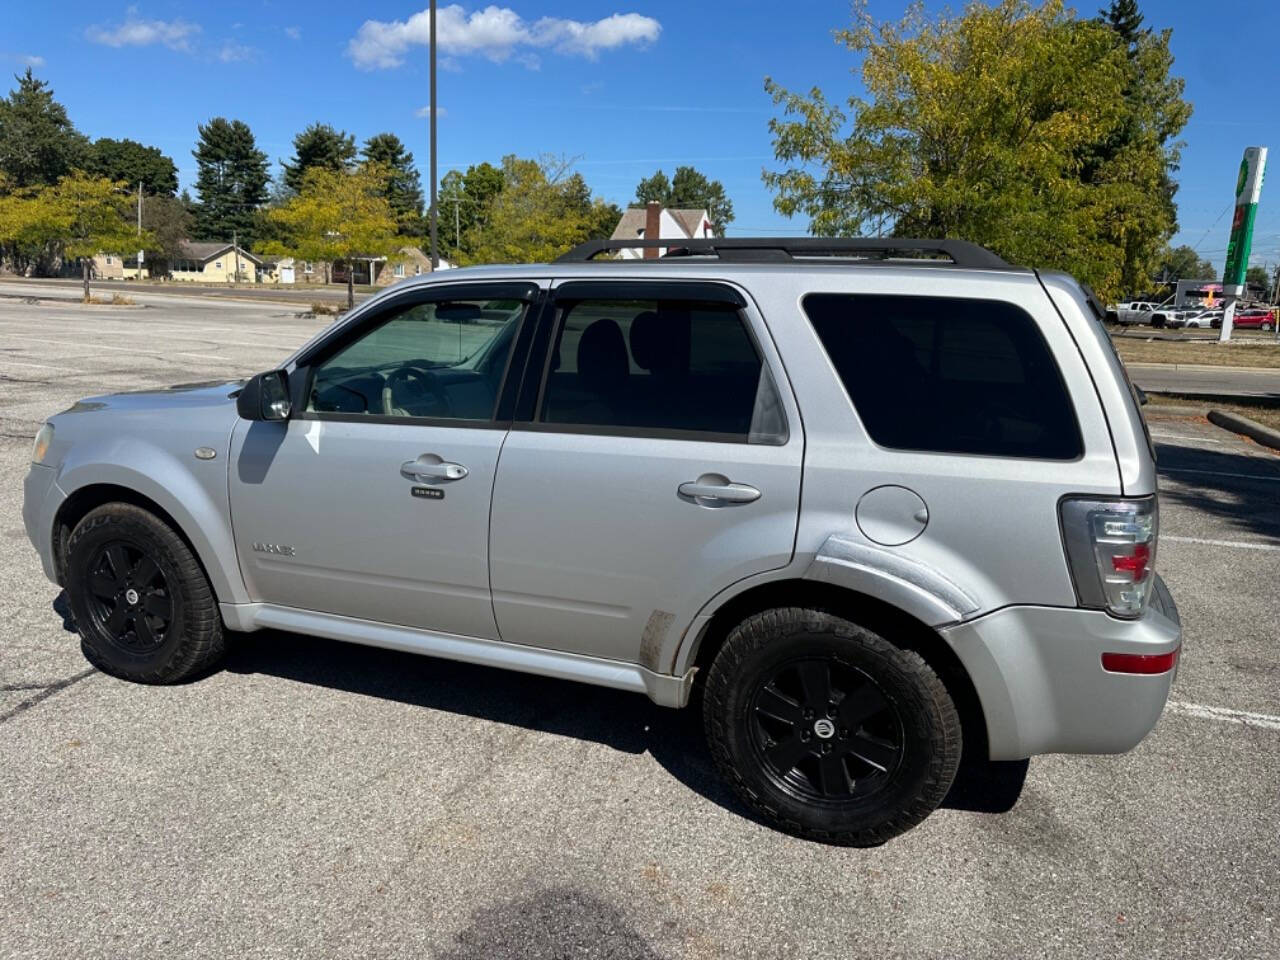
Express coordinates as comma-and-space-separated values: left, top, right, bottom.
82, 258, 90, 303
347, 265, 354, 310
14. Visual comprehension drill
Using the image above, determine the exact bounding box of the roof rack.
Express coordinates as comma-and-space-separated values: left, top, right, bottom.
555, 237, 1011, 269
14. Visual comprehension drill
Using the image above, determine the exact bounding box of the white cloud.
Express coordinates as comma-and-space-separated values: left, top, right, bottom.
217, 42, 254, 62
86, 12, 201, 52
414, 105, 448, 118
347, 5, 660, 71
284, 26, 301, 41
21, 54, 46, 67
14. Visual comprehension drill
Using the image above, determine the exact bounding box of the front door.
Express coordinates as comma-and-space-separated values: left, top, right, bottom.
489, 281, 803, 668
229, 284, 539, 639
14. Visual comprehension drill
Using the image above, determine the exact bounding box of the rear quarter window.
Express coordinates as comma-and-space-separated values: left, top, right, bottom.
802, 293, 1082, 460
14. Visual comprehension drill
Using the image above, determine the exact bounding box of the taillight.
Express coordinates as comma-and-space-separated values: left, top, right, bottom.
1060, 496, 1158, 618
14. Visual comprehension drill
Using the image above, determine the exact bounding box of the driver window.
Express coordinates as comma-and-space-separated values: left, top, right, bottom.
307, 297, 526, 421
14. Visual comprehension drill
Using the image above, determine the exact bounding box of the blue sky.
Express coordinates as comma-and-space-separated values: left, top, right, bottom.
5, 1, 1277, 271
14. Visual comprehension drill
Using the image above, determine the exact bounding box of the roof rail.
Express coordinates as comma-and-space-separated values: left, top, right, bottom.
555, 237, 1011, 269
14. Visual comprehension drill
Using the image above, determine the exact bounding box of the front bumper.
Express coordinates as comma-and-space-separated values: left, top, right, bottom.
941, 575, 1182, 761
22, 462, 65, 585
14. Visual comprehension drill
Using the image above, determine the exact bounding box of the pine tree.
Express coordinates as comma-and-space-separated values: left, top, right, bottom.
1099, 0, 1146, 48
361, 133, 424, 235
0, 68, 89, 187
191, 118, 269, 245
281, 124, 356, 195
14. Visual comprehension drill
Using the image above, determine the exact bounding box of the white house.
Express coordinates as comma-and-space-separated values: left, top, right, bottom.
611, 201, 714, 258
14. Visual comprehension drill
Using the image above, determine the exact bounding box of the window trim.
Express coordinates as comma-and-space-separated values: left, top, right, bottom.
522, 280, 786, 445
294, 281, 543, 428
801, 291, 1084, 462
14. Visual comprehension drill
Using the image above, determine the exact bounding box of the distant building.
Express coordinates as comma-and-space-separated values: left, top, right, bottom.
610, 201, 714, 258
167, 242, 262, 283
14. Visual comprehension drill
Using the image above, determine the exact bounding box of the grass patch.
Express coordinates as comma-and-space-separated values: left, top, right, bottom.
1111, 335, 1280, 368
86, 293, 135, 305
310, 301, 342, 316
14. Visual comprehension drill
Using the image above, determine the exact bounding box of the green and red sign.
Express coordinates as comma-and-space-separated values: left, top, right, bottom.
1222, 146, 1267, 294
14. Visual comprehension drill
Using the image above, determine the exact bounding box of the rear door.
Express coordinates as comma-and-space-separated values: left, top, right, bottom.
229, 281, 541, 639
488, 280, 803, 669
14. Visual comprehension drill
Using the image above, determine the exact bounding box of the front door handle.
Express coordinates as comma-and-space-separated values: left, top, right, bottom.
678, 475, 761, 506
401, 455, 469, 483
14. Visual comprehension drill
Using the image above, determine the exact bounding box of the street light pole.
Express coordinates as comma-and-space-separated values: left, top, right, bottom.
429, 0, 438, 270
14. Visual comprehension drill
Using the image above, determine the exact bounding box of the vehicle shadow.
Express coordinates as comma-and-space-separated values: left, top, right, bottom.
1154, 440, 1280, 541
222, 629, 1026, 830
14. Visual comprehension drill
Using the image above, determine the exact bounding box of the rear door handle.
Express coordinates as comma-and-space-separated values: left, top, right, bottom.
678, 477, 761, 505
401, 456, 469, 483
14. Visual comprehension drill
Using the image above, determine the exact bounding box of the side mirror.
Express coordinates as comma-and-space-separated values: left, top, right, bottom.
237, 370, 292, 421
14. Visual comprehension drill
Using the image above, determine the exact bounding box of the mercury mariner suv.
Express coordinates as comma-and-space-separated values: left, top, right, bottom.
23, 237, 1182, 845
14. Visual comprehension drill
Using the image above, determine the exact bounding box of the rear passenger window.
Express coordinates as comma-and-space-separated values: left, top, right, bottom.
539, 298, 787, 443
803, 294, 1081, 459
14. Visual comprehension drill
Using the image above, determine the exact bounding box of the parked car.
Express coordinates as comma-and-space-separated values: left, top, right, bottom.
1227, 307, 1277, 331
1174, 309, 1222, 329
1107, 301, 1160, 325
23, 237, 1181, 846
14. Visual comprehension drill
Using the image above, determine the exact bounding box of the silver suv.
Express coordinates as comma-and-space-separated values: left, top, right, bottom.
23, 238, 1182, 845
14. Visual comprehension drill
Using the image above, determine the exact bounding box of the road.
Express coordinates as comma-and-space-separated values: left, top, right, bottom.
1127, 361, 1280, 399
1, 297, 1277, 959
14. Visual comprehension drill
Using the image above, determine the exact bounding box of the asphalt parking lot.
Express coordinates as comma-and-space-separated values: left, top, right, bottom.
2, 283, 1278, 959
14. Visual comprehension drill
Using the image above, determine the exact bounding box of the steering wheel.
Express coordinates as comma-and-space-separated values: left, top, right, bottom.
382, 365, 452, 418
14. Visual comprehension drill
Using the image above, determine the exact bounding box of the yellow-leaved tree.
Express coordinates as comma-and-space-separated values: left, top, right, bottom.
265, 162, 404, 309
50, 172, 153, 302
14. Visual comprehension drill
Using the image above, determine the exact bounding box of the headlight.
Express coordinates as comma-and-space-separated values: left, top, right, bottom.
32, 423, 54, 464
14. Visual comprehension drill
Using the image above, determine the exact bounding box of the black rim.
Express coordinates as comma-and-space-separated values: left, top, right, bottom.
747, 657, 904, 804
84, 540, 174, 653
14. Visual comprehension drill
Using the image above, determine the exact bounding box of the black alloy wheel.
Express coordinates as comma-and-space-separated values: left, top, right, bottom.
748, 657, 903, 804
84, 539, 174, 653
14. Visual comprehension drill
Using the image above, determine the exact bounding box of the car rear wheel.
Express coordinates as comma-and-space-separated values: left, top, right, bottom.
65, 503, 225, 683
1263, 321, 1274, 332
703, 607, 962, 846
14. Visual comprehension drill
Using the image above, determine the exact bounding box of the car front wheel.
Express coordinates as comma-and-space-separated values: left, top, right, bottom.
703, 607, 962, 845
65, 503, 226, 683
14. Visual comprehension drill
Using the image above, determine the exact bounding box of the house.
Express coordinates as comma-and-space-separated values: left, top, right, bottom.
329, 247, 444, 287
168, 241, 263, 283
89, 253, 124, 280
610, 201, 715, 258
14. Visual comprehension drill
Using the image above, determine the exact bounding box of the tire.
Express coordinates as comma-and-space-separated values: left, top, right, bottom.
703, 607, 961, 846
65, 503, 225, 683
1263, 321, 1273, 332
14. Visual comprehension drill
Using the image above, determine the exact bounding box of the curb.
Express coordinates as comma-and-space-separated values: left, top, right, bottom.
1125, 361, 1280, 375
1207, 409, 1280, 453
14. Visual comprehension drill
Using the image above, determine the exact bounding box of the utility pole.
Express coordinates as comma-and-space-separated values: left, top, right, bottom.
429, 0, 439, 270
233, 229, 240, 284
137, 181, 142, 235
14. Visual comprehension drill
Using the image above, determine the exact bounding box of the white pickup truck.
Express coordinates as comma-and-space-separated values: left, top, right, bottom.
1106, 301, 1160, 325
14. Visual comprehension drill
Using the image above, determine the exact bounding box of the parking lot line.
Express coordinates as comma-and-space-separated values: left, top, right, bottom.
1150, 431, 1221, 443
1162, 534, 1280, 551
1167, 701, 1280, 732
1159, 466, 1280, 482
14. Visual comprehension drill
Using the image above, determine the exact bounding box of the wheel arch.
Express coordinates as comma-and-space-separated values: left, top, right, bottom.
684, 578, 990, 762
53, 481, 241, 606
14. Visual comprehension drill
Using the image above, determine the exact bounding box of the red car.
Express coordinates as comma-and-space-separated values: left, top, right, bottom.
1211, 307, 1276, 331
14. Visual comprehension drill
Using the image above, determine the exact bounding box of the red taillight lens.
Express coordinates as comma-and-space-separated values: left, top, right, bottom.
1111, 542, 1151, 580
1101, 648, 1179, 674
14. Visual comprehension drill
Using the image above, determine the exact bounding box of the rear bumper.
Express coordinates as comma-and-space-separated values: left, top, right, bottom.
941, 575, 1182, 761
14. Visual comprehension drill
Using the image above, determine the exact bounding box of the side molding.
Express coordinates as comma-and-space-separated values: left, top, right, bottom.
804, 535, 981, 626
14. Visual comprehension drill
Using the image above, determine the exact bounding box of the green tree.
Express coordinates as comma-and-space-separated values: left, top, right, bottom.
0, 68, 89, 188
192, 118, 269, 246
282, 123, 356, 195
1245, 265, 1271, 297
140, 194, 194, 275
439, 161, 505, 258
44, 172, 155, 300
464, 155, 616, 265
265, 163, 402, 308
1098, 0, 1146, 45
762, 0, 1190, 300
361, 133, 424, 235
0, 175, 57, 273
88, 138, 178, 197
632, 166, 734, 234
1157, 244, 1214, 282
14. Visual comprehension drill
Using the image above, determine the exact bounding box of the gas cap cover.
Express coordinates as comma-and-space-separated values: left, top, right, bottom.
856, 485, 928, 546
